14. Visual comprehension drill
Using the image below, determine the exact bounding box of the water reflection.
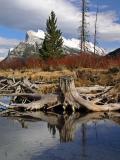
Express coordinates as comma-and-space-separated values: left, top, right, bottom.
3, 111, 120, 143
1, 96, 120, 160
48, 124, 56, 137
30, 112, 120, 160
1, 111, 120, 160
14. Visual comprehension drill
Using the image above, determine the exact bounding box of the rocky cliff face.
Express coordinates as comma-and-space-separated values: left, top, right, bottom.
7, 29, 106, 58
8, 42, 36, 58
8, 30, 44, 59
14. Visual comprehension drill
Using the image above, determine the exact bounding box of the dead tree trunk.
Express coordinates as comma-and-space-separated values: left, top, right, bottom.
80, 0, 89, 52
60, 77, 120, 112
93, 5, 98, 55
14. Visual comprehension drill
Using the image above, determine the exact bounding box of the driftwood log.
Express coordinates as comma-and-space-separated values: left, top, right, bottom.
0, 76, 120, 112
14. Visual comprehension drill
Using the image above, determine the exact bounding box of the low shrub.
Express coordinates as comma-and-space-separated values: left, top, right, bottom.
0, 53, 120, 70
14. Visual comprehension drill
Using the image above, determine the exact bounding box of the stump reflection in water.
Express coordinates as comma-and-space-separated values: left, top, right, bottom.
3, 111, 120, 143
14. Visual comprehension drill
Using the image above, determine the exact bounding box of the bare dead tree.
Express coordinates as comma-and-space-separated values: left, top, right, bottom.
80, 0, 85, 52
80, 0, 89, 52
94, 5, 99, 55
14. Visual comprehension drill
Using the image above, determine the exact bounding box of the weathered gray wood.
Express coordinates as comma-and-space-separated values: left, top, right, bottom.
0, 76, 120, 112
0, 77, 40, 94
0, 93, 42, 98
8, 93, 61, 111
60, 77, 120, 112
77, 86, 112, 94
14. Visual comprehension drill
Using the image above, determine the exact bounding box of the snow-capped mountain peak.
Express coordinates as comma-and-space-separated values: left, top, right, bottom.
7, 29, 106, 59
25, 29, 106, 56
63, 38, 80, 50
26, 30, 45, 42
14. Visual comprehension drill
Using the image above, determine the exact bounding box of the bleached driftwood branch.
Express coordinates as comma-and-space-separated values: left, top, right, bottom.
0, 76, 119, 112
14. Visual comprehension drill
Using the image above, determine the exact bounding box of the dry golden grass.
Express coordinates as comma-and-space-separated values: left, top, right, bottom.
0, 69, 74, 81
0, 68, 119, 91
38, 84, 58, 94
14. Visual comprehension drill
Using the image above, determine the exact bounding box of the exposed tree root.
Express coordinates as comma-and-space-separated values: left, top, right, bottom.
0, 76, 119, 112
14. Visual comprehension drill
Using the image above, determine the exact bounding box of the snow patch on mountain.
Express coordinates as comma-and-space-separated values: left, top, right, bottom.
26, 30, 45, 44
0, 57, 5, 61
63, 38, 79, 50
25, 29, 106, 55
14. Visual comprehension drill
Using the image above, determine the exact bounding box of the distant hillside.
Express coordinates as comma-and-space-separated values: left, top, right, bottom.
107, 48, 120, 57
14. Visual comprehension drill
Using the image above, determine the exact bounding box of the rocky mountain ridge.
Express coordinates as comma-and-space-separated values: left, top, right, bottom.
8, 29, 106, 59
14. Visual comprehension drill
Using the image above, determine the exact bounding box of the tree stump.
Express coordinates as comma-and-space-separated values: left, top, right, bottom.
59, 76, 120, 112
0, 76, 120, 112
60, 76, 81, 111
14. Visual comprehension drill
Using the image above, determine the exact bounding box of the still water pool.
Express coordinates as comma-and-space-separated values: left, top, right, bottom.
0, 111, 120, 160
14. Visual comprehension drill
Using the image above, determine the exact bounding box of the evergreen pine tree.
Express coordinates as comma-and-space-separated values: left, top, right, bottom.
40, 11, 63, 59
